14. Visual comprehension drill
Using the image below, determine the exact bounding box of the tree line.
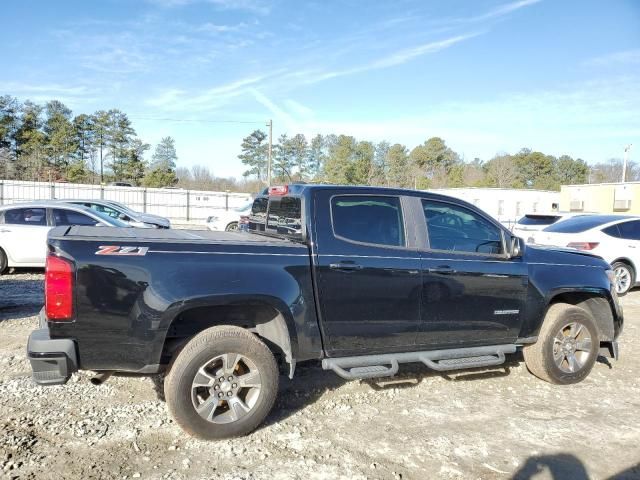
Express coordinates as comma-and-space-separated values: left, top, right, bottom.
0, 95, 178, 187
2, 95, 634, 192
239, 130, 637, 190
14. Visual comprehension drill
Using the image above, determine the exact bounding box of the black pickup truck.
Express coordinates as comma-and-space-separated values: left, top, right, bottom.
28, 184, 623, 439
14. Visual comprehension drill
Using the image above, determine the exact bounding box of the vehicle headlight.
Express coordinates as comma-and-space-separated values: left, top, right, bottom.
606, 269, 616, 286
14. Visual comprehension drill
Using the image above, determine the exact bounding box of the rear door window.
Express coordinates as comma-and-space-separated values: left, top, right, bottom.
3, 208, 47, 226
53, 209, 99, 226
602, 224, 621, 238
331, 195, 405, 247
616, 220, 640, 240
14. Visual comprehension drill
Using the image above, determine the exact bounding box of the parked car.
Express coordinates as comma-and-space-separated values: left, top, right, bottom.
28, 185, 622, 440
0, 202, 129, 274
108, 181, 133, 187
512, 212, 593, 243
206, 202, 252, 231
59, 199, 171, 229
533, 214, 640, 295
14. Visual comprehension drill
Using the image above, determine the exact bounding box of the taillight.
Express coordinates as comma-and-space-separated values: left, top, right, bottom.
45, 254, 74, 321
567, 242, 600, 251
268, 185, 288, 195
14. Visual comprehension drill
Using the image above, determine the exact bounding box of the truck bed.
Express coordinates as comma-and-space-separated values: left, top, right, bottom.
49, 226, 298, 246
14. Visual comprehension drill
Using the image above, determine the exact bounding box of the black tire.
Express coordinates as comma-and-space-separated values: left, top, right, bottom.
0, 248, 7, 275
523, 303, 599, 385
611, 261, 634, 296
165, 326, 278, 440
225, 222, 239, 232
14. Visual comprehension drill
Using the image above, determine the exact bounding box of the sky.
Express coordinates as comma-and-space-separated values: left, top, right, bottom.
1, 0, 639, 178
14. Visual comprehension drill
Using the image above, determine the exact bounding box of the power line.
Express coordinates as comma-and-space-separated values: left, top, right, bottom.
128, 116, 265, 125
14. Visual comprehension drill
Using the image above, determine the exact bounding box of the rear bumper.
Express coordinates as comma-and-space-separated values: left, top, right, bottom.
27, 327, 78, 386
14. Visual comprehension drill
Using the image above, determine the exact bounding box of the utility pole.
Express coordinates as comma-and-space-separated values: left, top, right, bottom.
267, 119, 273, 187
623, 144, 632, 183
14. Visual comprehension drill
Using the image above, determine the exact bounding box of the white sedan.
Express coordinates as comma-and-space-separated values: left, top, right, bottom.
0, 202, 128, 273
205, 202, 252, 231
533, 214, 640, 295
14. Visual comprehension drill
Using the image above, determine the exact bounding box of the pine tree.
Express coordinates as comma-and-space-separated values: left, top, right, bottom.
238, 130, 268, 181
144, 136, 177, 187
44, 100, 76, 179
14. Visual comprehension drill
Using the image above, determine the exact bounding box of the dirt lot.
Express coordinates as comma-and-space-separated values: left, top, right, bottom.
1, 271, 639, 480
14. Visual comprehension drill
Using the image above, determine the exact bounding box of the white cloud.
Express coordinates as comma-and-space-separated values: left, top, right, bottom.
249, 89, 297, 130
288, 33, 480, 86
0, 83, 92, 96
284, 99, 314, 118
584, 49, 640, 67
472, 0, 542, 22
145, 0, 272, 14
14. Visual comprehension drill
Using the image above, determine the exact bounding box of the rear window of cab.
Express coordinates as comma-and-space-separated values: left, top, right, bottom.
249, 196, 303, 239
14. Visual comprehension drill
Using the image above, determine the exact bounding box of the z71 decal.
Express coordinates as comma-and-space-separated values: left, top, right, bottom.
95, 246, 149, 256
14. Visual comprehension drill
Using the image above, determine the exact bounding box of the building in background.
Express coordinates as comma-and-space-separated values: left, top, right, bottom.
561, 182, 640, 215
430, 188, 560, 228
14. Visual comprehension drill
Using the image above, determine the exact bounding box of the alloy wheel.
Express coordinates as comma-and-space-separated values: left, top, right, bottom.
552, 322, 593, 374
614, 265, 631, 294
191, 353, 262, 424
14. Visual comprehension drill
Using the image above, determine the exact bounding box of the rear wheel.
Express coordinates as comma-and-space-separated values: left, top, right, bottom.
523, 303, 599, 385
165, 326, 278, 440
225, 222, 239, 232
611, 261, 634, 296
0, 248, 7, 275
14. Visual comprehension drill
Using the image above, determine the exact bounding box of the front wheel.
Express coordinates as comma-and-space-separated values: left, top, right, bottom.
523, 303, 599, 385
225, 222, 239, 232
612, 261, 634, 296
165, 326, 278, 439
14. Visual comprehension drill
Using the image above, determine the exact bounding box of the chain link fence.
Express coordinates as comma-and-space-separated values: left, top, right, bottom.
0, 180, 253, 223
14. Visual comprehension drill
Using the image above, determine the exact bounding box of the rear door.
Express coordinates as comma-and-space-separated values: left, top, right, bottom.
602, 220, 640, 266
313, 189, 422, 355
417, 198, 528, 348
0, 207, 50, 264
52, 208, 101, 227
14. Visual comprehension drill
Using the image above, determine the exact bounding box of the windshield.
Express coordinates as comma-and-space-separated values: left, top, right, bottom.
517, 215, 560, 226
90, 209, 132, 227
544, 215, 630, 233
105, 201, 138, 216
234, 202, 253, 213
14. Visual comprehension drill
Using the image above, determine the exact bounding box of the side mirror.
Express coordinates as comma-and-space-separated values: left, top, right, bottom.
118, 213, 129, 221
510, 236, 523, 258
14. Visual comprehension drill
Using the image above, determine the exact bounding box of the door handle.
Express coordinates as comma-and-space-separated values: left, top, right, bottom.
427, 265, 456, 275
628, 245, 636, 249
329, 262, 363, 272
0, 229, 11, 233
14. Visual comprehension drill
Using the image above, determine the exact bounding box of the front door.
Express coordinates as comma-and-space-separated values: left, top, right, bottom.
314, 191, 422, 356
417, 198, 528, 348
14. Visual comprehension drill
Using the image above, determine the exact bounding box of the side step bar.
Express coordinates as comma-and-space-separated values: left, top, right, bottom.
322, 344, 516, 380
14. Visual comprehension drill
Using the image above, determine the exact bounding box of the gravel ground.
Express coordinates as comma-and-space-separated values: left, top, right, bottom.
1, 271, 639, 480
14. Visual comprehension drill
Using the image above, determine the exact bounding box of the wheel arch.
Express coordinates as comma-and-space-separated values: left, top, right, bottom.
545, 289, 616, 342
611, 256, 635, 271
160, 295, 298, 377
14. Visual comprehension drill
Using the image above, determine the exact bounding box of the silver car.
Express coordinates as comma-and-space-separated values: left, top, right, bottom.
0, 201, 129, 274
59, 199, 171, 229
